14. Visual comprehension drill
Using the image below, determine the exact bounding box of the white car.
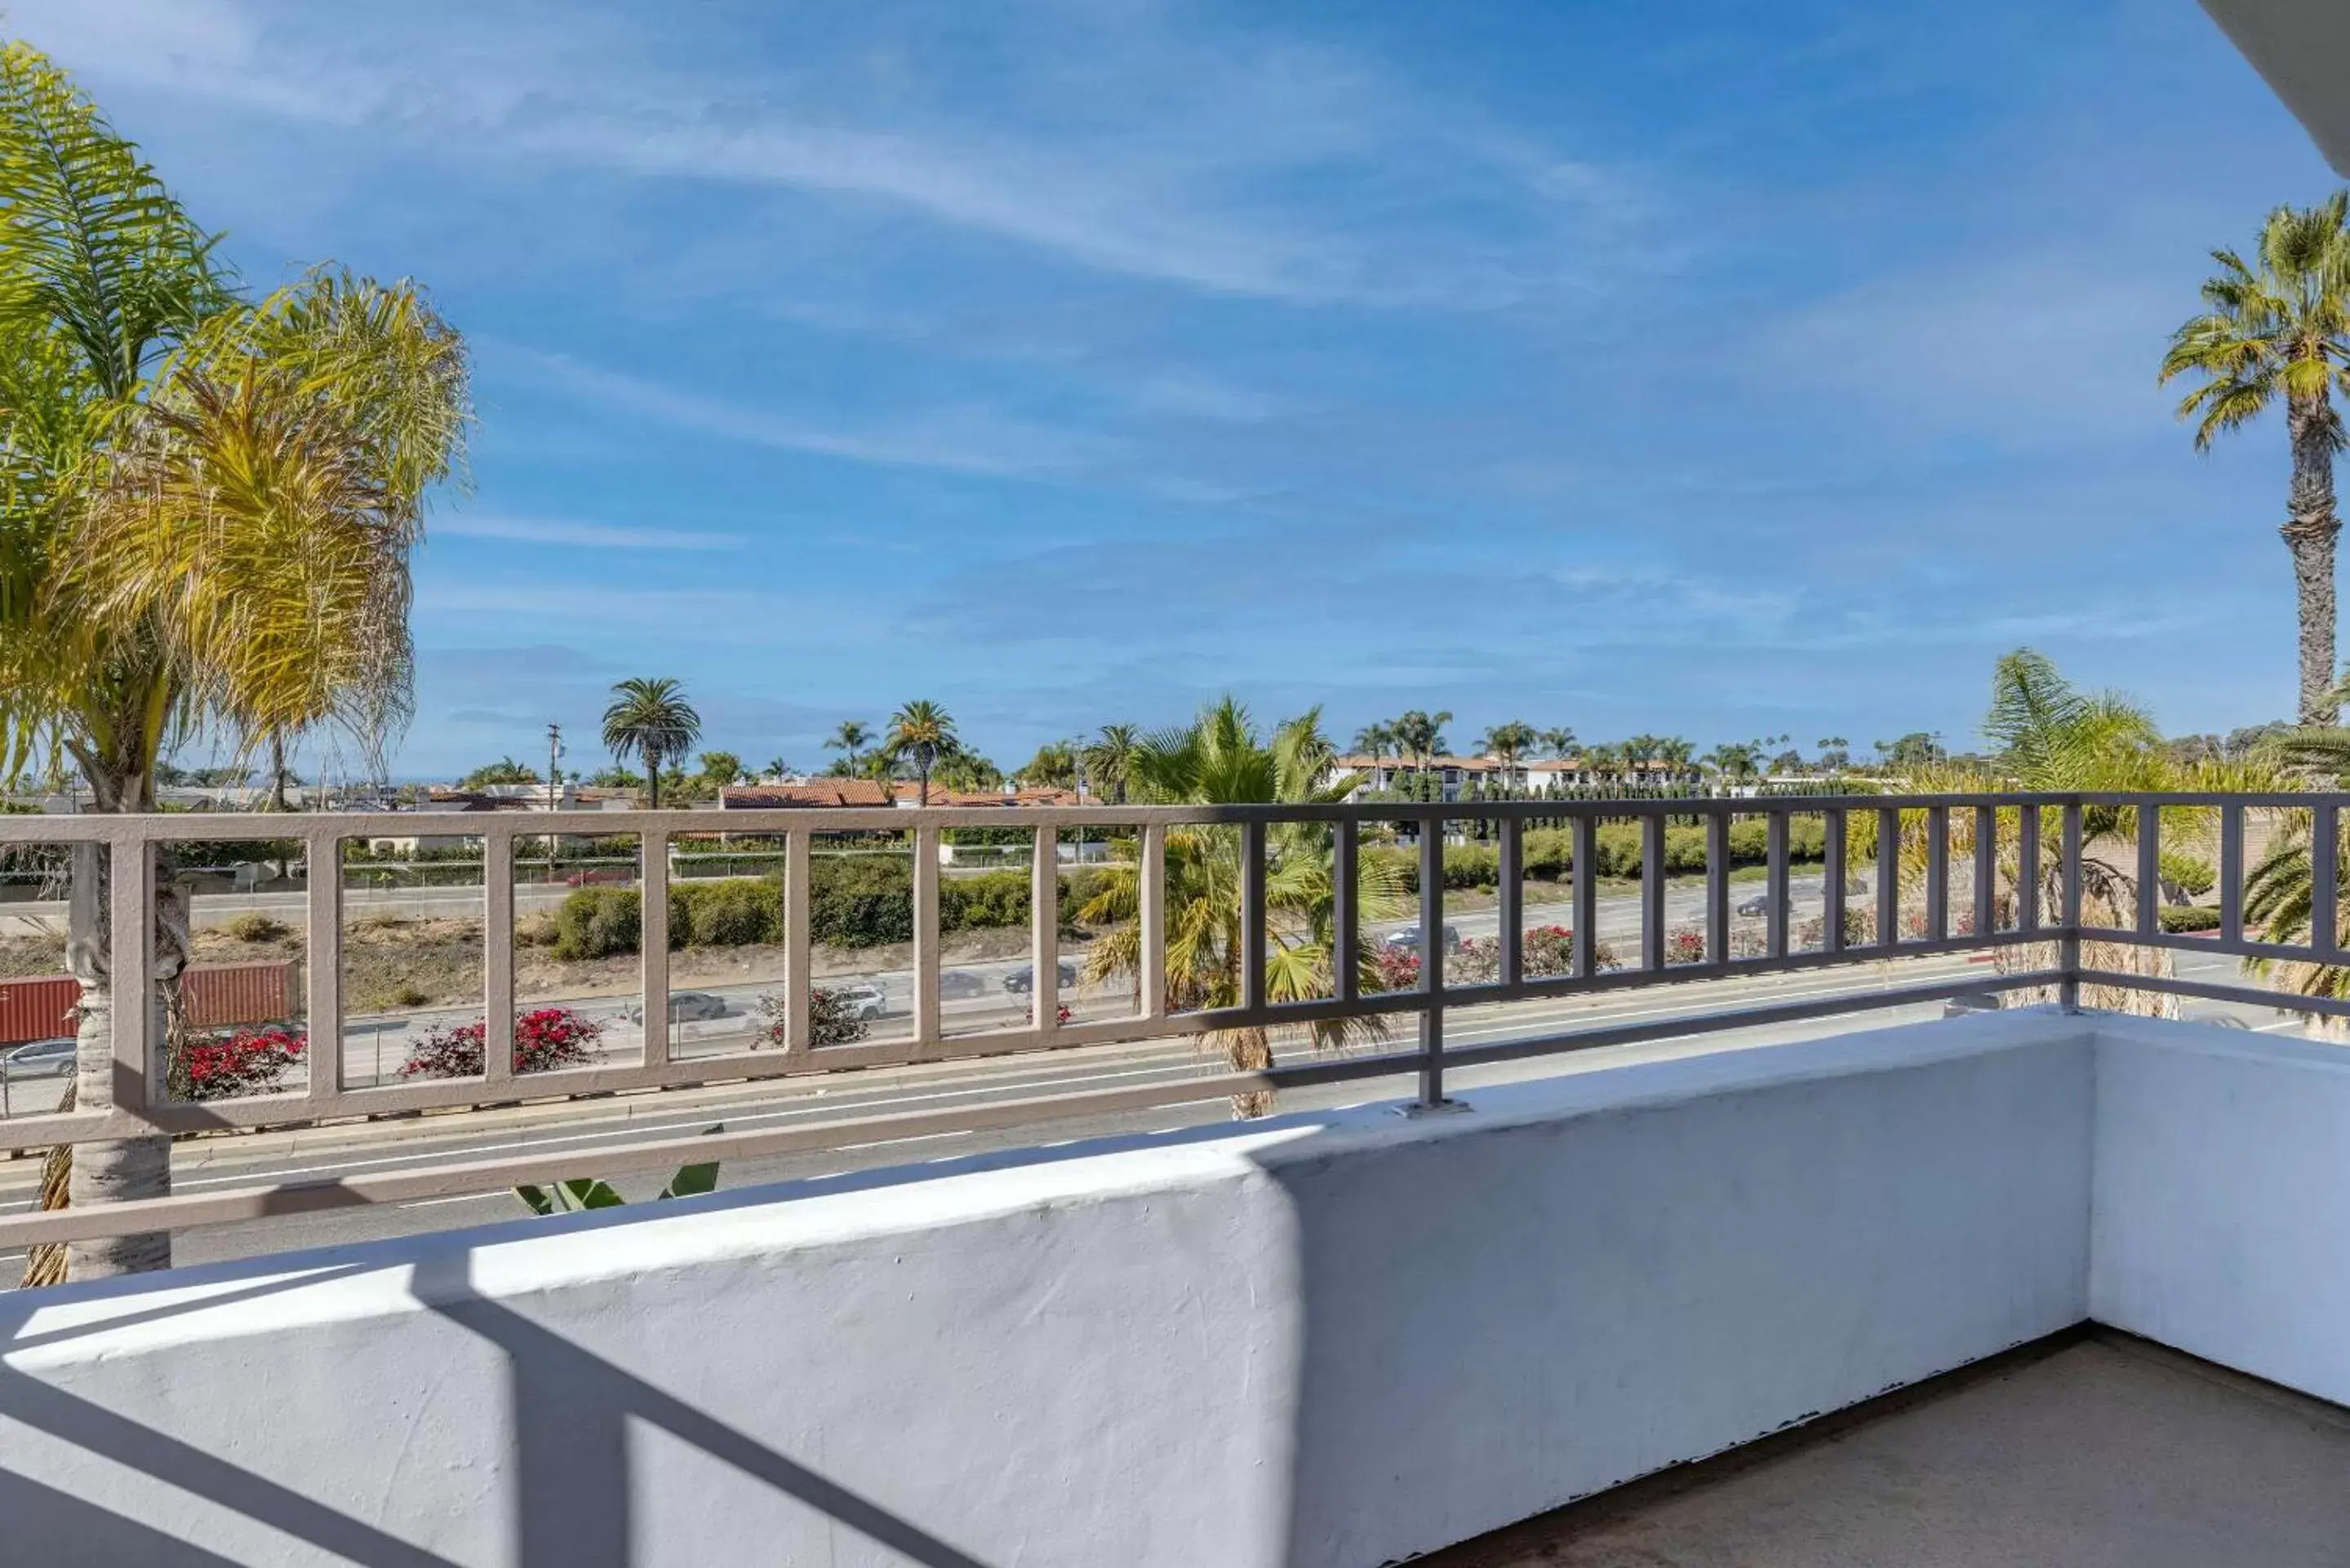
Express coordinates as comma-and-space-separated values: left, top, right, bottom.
828, 983, 888, 1021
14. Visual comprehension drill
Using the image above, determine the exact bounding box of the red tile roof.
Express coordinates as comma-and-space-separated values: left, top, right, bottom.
722, 780, 895, 809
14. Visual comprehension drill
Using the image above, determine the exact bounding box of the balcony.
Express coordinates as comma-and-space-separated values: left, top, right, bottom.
5, 795, 2350, 1564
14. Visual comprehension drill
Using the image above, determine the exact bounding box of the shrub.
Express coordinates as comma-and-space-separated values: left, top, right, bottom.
1369, 947, 1420, 993
941, 869, 1032, 932
223, 912, 288, 944
2159, 850, 2218, 899
553, 886, 641, 961
177, 1024, 304, 1101
2159, 904, 2221, 933
683, 877, 779, 947
808, 857, 914, 947
753, 987, 871, 1048
400, 1006, 604, 1078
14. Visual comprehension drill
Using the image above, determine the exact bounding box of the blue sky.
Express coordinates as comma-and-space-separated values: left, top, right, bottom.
14, 0, 2338, 778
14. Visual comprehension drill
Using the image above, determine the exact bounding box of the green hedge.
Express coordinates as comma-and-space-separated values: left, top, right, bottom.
551, 863, 1102, 959
2157, 904, 2220, 933
1367, 815, 1851, 892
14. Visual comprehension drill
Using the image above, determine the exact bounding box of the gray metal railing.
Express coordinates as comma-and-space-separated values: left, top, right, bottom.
0, 791, 2334, 1250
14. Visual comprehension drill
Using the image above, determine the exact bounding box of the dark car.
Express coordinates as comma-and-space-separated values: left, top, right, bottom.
2, 1037, 75, 1078
1382, 923, 1461, 953
938, 970, 988, 1000
1002, 962, 1080, 995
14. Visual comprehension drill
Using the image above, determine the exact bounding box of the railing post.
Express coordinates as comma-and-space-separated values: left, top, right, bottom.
1876, 806, 1900, 950
481, 824, 515, 1091
1032, 828, 1060, 1038
1766, 809, 1791, 958
2135, 802, 2160, 939
2059, 799, 2083, 1012
1571, 814, 1598, 977
1241, 820, 1266, 1014
2019, 804, 2041, 933
784, 828, 812, 1052
1823, 809, 1847, 955
1640, 813, 1666, 971
1922, 806, 1948, 943
1972, 805, 1996, 939
1332, 818, 1358, 1005
1705, 809, 1730, 966
305, 830, 342, 1102
1140, 822, 1168, 1019
2312, 802, 2338, 958
638, 827, 669, 1067
2218, 802, 2244, 947
107, 835, 153, 1114
913, 825, 940, 1046
1497, 815, 1523, 987
1417, 807, 1448, 1108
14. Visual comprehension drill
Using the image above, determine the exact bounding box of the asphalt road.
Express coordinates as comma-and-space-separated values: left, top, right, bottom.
0, 944, 2301, 1279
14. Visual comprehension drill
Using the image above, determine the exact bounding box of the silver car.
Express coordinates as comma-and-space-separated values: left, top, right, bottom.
2, 1037, 76, 1078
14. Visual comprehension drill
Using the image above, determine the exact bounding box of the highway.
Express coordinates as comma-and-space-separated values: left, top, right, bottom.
0, 944, 2301, 1278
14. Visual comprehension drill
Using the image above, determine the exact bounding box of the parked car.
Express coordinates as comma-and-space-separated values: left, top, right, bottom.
1002, 962, 1080, 995
1382, 923, 1460, 953
829, 983, 888, 1020
938, 970, 988, 1000
2, 1037, 75, 1078
1736, 891, 1788, 917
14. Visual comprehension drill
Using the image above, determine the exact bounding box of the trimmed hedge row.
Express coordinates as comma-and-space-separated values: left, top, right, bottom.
1366, 815, 1856, 893
553, 863, 1106, 960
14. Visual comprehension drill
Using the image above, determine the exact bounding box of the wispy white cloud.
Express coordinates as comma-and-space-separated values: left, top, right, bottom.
435, 514, 740, 551
11, 0, 1645, 308
495, 346, 1112, 478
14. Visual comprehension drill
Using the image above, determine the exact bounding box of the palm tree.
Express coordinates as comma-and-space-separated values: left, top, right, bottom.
1702, 742, 1761, 782
1076, 698, 1404, 1116
1084, 723, 1140, 803
1390, 708, 1452, 774
1477, 719, 1539, 793
601, 678, 701, 807
0, 47, 469, 1283
761, 756, 791, 781
1538, 726, 1578, 758
885, 700, 957, 805
824, 719, 872, 774
2161, 194, 2350, 723
1351, 721, 1396, 759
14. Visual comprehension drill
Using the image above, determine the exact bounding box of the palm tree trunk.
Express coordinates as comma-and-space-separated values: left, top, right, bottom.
268, 729, 290, 811
24, 755, 182, 1286
2286, 394, 2341, 725
646, 755, 660, 811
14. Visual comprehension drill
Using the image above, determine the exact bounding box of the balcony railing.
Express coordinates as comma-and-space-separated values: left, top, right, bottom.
0, 791, 2340, 1252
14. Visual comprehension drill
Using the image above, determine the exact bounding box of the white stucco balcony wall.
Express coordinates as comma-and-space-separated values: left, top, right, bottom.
3, 1011, 2342, 1567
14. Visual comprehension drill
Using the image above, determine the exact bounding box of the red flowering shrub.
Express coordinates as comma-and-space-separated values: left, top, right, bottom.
1369, 946, 1421, 993
1666, 927, 1707, 965
178, 1024, 305, 1101
400, 1006, 604, 1079
753, 987, 873, 1049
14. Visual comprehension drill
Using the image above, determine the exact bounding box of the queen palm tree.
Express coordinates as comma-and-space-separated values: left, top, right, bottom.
1084, 722, 1140, 803
0, 45, 469, 1282
885, 700, 957, 805
1538, 726, 1578, 758
1077, 698, 1404, 1116
1351, 720, 1396, 759
1390, 708, 1452, 774
823, 719, 872, 775
2161, 194, 2350, 723
601, 678, 701, 807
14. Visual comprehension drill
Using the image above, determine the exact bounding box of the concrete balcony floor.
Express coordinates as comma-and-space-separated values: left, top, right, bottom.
1429, 1330, 2350, 1568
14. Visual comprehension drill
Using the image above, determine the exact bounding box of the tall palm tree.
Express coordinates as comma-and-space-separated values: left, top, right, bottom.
1077, 698, 1403, 1116
1351, 720, 1395, 758
601, 678, 701, 807
0, 46, 469, 1282
1477, 719, 1538, 784
1084, 722, 1140, 803
1390, 708, 1452, 774
2161, 194, 2350, 723
885, 700, 957, 805
824, 719, 872, 774
1538, 726, 1578, 758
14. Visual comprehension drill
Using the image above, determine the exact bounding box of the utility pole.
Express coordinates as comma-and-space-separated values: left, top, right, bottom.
547, 723, 563, 813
